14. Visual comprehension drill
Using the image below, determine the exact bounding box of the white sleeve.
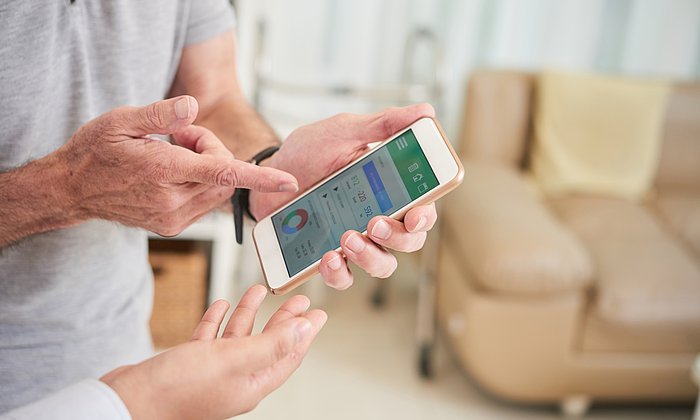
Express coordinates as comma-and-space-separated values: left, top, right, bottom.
1, 379, 131, 420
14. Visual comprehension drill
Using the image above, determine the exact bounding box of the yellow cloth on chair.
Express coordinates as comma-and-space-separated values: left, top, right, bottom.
531, 71, 670, 200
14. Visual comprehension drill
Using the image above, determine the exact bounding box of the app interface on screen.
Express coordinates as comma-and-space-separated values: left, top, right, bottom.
272, 129, 440, 276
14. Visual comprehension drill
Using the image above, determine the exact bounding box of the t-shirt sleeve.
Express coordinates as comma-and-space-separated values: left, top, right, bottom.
185, 0, 237, 46
0, 380, 131, 420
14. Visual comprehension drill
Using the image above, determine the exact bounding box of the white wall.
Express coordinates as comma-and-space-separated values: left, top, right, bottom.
234, 0, 700, 139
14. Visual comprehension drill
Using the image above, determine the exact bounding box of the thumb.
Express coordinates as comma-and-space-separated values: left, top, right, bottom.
165, 148, 298, 191
121, 96, 199, 137
340, 103, 436, 146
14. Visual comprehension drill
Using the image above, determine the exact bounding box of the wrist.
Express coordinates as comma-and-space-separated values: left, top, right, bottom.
101, 366, 158, 420
0, 151, 86, 246
42, 150, 89, 223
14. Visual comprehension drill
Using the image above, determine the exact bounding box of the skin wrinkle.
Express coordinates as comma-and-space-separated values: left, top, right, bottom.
1, 26, 439, 416
45, 105, 257, 237
0, 8, 463, 413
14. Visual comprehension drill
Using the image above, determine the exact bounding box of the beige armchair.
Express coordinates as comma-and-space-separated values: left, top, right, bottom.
436, 70, 700, 412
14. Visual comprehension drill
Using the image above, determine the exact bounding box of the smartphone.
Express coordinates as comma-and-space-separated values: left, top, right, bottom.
253, 117, 464, 294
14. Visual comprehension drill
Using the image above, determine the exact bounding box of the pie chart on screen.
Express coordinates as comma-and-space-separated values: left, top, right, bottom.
281, 209, 309, 234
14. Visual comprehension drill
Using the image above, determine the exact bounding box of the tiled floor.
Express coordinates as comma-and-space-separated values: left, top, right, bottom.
238, 254, 695, 420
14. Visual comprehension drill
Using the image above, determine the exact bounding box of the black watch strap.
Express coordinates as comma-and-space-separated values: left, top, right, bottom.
232, 146, 280, 244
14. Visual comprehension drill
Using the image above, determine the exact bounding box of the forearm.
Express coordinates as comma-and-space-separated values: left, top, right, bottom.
168, 31, 279, 160
169, 30, 284, 218
0, 152, 82, 247
195, 94, 280, 161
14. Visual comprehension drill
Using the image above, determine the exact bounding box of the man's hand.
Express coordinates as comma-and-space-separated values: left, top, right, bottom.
249, 104, 439, 290
55, 95, 297, 236
101, 285, 327, 419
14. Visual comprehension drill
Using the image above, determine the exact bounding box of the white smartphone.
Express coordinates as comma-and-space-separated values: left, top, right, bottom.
253, 117, 464, 294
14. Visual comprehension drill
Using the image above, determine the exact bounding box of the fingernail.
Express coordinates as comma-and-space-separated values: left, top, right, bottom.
345, 233, 366, 253
327, 255, 342, 271
279, 182, 298, 192
175, 97, 191, 120
414, 216, 427, 231
371, 219, 391, 240
295, 319, 312, 342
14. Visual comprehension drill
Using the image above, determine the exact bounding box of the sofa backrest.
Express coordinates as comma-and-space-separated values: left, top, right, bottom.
655, 82, 700, 190
459, 70, 700, 189
458, 70, 534, 169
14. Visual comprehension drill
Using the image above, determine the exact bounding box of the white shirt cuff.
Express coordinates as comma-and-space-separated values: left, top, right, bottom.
1, 379, 131, 420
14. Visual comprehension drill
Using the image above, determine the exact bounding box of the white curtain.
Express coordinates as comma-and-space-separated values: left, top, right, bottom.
234, 0, 700, 139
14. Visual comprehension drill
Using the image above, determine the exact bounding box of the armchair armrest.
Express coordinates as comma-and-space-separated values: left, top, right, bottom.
441, 161, 593, 295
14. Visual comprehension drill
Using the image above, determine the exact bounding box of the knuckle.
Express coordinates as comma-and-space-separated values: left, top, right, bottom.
379, 112, 392, 137
367, 109, 392, 137
154, 225, 177, 237
239, 392, 261, 415
155, 214, 182, 236
144, 104, 165, 129
89, 117, 117, 139
160, 193, 184, 213
150, 159, 175, 183
166, 227, 184, 237
273, 334, 293, 361
216, 166, 234, 187
70, 123, 94, 145
101, 107, 132, 134
243, 401, 260, 414
411, 233, 427, 251
159, 227, 178, 237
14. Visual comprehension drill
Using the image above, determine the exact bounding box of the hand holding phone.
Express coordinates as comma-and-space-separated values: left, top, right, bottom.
248, 105, 441, 290
253, 115, 464, 294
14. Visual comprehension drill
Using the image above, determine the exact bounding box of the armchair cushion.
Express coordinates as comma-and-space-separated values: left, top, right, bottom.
442, 161, 593, 295
653, 189, 700, 257
531, 71, 670, 200
551, 196, 700, 326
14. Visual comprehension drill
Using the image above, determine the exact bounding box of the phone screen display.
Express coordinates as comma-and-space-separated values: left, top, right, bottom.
272, 129, 439, 276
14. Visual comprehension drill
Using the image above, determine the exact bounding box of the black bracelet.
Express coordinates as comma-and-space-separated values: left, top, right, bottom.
231, 146, 280, 244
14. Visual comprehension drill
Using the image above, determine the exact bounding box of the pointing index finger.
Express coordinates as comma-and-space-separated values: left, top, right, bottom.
229, 160, 299, 192
155, 146, 299, 191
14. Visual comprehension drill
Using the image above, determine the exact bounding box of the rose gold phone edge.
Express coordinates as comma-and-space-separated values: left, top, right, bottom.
253, 116, 464, 295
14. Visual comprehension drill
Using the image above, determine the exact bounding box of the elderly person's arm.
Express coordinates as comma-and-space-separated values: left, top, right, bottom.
172, 30, 440, 289
0, 97, 296, 248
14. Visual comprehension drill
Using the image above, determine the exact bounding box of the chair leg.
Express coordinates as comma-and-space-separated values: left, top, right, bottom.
418, 341, 434, 379
415, 262, 437, 379
370, 278, 388, 308
692, 354, 700, 420
415, 213, 442, 379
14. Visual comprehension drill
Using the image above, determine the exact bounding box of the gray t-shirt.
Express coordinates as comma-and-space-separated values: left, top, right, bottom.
0, 1, 234, 413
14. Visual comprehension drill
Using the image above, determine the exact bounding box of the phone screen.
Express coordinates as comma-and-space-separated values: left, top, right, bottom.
272, 129, 439, 276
